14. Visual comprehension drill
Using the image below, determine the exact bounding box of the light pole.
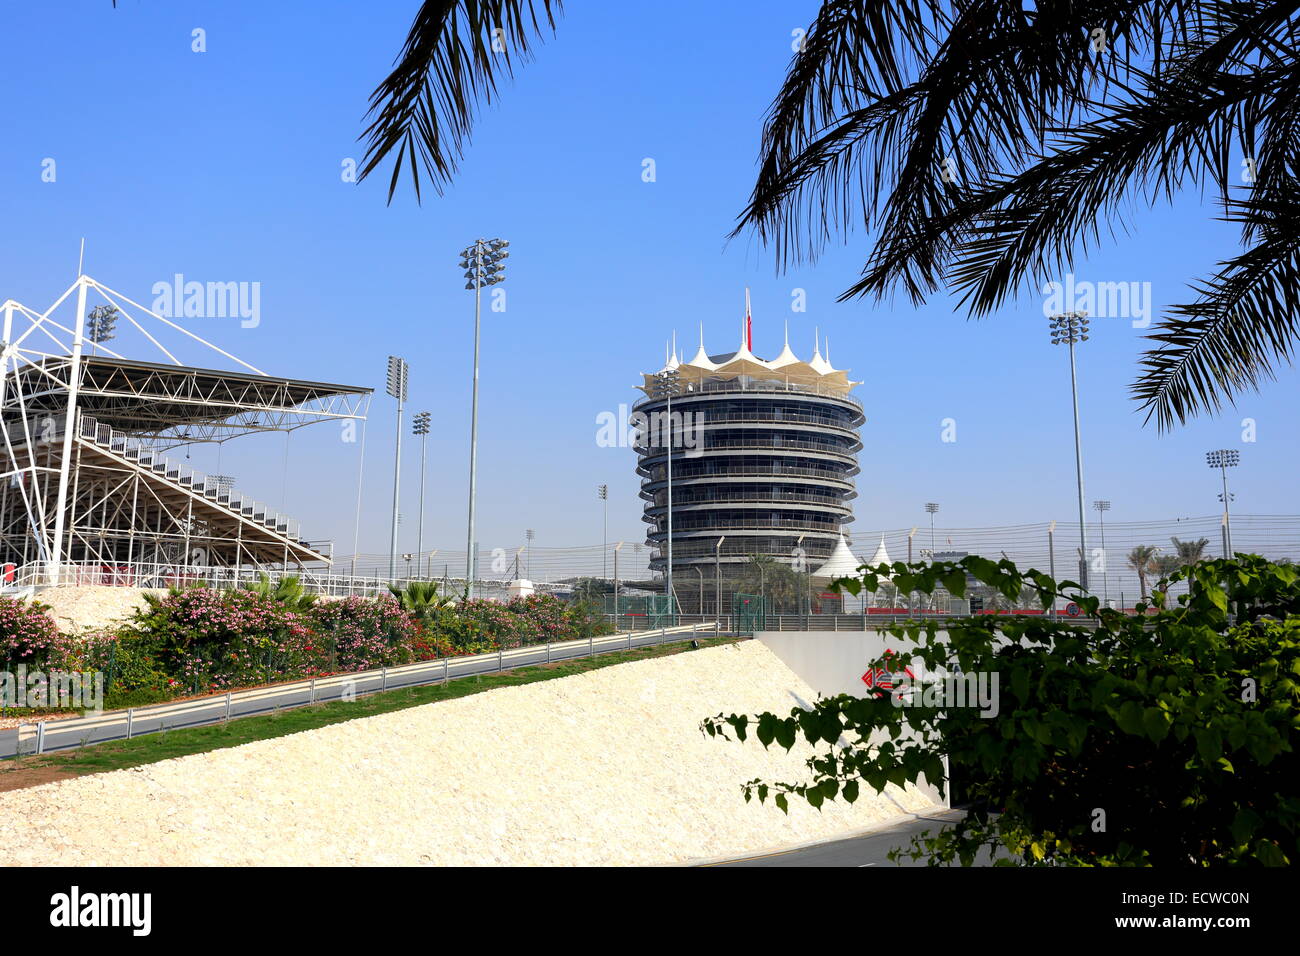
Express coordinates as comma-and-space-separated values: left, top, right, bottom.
525, 528, 535, 580
653, 368, 681, 620
460, 237, 509, 598
1049, 310, 1091, 590
597, 484, 608, 579
715, 535, 725, 622
413, 411, 431, 579
1206, 449, 1240, 557
924, 503, 939, 556
385, 355, 408, 583
1093, 500, 1110, 606
612, 541, 623, 627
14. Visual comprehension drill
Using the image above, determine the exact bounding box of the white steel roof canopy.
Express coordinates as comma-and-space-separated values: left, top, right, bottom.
0, 273, 370, 583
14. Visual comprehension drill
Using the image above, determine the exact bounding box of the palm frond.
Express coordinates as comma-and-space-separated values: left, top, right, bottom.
1134, 171, 1300, 427
358, 0, 562, 203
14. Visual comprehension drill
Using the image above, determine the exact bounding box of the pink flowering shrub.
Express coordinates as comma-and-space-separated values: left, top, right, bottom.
437, 594, 611, 650
0, 598, 72, 670
71, 630, 174, 707
129, 587, 322, 694
308, 597, 417, 671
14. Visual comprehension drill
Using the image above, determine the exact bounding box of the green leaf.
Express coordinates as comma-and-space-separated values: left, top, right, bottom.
1142, 706, 1171, 743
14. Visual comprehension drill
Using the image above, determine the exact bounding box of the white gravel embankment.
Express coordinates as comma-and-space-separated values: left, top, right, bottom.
28, 586, 160, 633
0, 640, 938, 866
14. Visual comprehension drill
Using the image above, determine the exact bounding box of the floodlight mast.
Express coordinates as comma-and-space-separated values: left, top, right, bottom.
413, 411, 432, 578
1048, 311, 1091, 592
1093, 500, 1111, 605
386, 355, 408, 582
1206, 449, 1240, 556
460, 238, 508, 598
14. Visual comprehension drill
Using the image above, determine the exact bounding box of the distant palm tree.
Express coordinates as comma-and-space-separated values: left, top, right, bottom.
1170, 536, 1211, 565
1151, 554, 1184, 588
1127, 545, 1159, 600
356, 1, 1300, 429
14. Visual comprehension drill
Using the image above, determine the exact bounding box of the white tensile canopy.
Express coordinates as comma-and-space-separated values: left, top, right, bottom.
811, 534, 864, 584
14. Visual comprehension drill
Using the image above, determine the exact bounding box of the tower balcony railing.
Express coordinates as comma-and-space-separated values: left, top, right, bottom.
634, 377, 863, 410
639, 464, 857, 485
644, 490, 852, 510
76, 414, 306, 546
636, 436, 860, 459
655, 408, 861, 431
647, 515, 844, 535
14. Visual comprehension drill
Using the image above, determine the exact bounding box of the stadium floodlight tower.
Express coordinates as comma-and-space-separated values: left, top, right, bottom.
1049, 310, 1091, 590
412, 410, 432, 576
0, 274, 370, 585
85, 305, 118, 356
924, 502, 939, 557
1206, 449, 1240, 557
460, 237, 508, 598
386, 356, 408, 582
597, 483, 608, 579
1093, 499, 1111, 605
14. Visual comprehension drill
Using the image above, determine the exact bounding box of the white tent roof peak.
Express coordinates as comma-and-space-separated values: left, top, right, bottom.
689, 321, 718, 370
811, 533, 863, 583
868, 534, 892, 569
808, 328, 834, 376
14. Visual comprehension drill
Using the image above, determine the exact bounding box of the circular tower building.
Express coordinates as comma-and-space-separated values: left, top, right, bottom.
634, 320, 864, 614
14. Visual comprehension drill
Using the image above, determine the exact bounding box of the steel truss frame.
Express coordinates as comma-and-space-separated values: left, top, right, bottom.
0, 275, 371, 585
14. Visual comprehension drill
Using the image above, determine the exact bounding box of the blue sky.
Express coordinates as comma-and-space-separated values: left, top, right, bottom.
1, 1, 1293, 566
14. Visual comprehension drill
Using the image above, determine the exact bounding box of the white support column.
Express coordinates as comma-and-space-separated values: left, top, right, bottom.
48, 277, 89, 586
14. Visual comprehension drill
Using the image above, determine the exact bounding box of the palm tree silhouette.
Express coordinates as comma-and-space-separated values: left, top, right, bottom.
357, 2, 1300, 429
1127, 544, 1159, 600
1170, 536, 1211, 565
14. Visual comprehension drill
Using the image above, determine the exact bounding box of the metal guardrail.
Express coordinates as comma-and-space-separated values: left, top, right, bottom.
0, 622, 721, 759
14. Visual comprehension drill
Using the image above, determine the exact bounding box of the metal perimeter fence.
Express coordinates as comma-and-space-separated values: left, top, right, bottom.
10, 514, 1295, 607
336, 513, 1300, 603
0, 623, 720, 759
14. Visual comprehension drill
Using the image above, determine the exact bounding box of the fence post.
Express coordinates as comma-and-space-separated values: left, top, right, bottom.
443, 658, 449, 684
660, 626, 666, 645
225, 693, 232, 721
498, 648, 503, 673
546, 642, 551, 664
126, 709, 134, 740
589, 635, 594, 658
381, 667, 387, 692
35, 721, 45, 756
310, 679, 316, 704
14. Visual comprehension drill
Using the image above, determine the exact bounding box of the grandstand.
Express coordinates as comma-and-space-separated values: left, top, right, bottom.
0, 275, 370, 586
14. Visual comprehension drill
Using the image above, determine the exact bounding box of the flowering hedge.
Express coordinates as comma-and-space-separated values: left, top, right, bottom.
129, 588, 320, 694
309, 596, 417, 671
0, 598, 72, 670
438, 594, 609, 650
30, 587, 614, 706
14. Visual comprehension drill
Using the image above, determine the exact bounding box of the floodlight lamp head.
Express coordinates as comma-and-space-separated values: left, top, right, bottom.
386, 355, 408, 401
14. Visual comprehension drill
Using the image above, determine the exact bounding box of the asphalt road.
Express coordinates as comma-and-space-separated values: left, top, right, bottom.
711, 808, 1000, 866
